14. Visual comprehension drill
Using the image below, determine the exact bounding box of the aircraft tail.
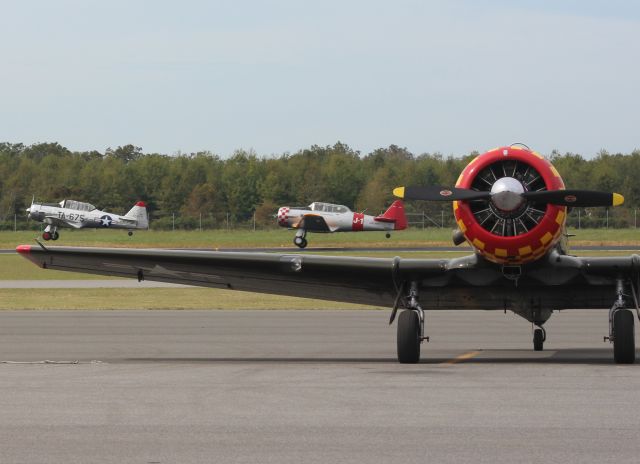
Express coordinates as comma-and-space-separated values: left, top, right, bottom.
125, 201, 149, 229
374, 200, 407, 230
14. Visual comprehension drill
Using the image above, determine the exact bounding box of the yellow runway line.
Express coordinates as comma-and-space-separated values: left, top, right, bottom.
442, 350, 481, 366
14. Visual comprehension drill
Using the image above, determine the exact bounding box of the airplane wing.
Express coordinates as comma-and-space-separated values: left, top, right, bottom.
15, 245, 640, 310
16, 245, 444, 306
295, 214, 338, 232
41, 215, 84, 229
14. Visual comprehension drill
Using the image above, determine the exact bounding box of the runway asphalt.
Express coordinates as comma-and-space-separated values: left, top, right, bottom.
1, 309, 639, 463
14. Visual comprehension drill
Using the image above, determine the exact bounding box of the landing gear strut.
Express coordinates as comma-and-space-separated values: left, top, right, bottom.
395, 282, 425, 364
607, 279, 635, 364
293, 229, 307, 249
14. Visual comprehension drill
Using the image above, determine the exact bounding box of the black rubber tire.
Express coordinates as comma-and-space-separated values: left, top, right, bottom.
52, 232, 59, 241
385, 233, 391, 238
42, 232, 51, 241
293, 237, 304, 248
533, 328, 544, 351
397, 310, 420, 363
128, 231, 133, 236
613, 309, 635, 364
300, 238, 307, 248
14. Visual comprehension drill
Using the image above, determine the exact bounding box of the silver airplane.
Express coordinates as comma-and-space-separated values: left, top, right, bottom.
277, 200, 407, 248
27, 199, 149, 240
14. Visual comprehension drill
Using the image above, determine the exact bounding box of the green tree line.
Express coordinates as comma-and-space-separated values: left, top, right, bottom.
1, 142, 639, 229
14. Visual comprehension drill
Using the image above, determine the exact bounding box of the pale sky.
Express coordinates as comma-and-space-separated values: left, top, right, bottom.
1, 0, 638, 157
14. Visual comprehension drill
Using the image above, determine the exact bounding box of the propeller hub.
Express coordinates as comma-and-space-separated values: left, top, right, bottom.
490, 177, 525, 212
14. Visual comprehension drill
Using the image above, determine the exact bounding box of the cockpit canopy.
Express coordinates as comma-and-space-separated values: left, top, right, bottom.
59, 200, 96, 212
309, 202, 351, 214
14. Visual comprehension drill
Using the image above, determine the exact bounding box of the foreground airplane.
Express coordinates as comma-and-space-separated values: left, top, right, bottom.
27, 199, 149, 240
277, 200, 407, 248
16, 145, 639, 364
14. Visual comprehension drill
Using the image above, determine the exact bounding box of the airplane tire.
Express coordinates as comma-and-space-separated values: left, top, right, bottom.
52, 232, 59, 241
613, 309, 635, 364
300, 238, 307, 248
128, 231, 133, 236
397, 310, 420, 364
385, 233, 391, 238
42, 232, 51, 241
533, 328, 544, 351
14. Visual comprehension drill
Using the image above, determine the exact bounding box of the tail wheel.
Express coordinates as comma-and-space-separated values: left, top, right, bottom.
397, 310, 420, 363
52, 232, 59, 240
613, 310, 635, 364
42, 232, 52, 241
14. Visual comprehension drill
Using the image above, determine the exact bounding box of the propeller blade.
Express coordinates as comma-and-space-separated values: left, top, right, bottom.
522, 190, 624, 207
393, 186, 491, 202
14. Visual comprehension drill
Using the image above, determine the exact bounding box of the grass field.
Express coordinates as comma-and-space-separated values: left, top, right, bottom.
0, 288, 375, 310
2, 229, 437, 248
2, 227, 640, 249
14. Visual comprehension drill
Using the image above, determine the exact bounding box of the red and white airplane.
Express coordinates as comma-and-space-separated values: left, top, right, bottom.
16, 144, 636, 364
277, 200, 408, 248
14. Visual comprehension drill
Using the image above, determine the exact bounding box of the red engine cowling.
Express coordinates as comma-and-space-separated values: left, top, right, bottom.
453, 146, 566, 265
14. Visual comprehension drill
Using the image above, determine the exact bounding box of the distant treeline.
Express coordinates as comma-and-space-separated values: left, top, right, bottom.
1, 141, 640, 229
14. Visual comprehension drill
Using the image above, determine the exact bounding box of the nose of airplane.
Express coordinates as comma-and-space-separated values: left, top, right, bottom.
26, 205, 38, 220
277, 207, 290, 226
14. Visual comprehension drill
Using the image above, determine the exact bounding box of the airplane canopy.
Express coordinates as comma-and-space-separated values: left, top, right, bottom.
309, 202, 351, 213
59, 200, 96, 211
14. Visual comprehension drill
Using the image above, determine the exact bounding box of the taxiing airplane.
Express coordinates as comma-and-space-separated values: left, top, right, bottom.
16, 145, 638, 364
277, 200, 407, 248
27, 199, 149, 240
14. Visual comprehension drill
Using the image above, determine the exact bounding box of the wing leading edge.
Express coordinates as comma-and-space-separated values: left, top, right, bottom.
15, 245, 640, 311
15, 245, 444, 307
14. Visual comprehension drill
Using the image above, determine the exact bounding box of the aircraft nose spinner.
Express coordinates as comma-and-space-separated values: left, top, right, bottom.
490, 177, 525, 212
26, 205, 39, 220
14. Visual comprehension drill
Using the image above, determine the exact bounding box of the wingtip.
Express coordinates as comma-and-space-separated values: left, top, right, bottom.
393, 187, 405, 199
16, 245, 31, 255
613, 193, 624, 206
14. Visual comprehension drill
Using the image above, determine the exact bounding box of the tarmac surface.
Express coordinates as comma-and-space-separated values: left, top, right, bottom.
1, 309, 640, 463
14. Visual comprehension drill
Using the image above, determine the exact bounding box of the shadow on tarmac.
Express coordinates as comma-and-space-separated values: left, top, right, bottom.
125, 349, 632, 366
